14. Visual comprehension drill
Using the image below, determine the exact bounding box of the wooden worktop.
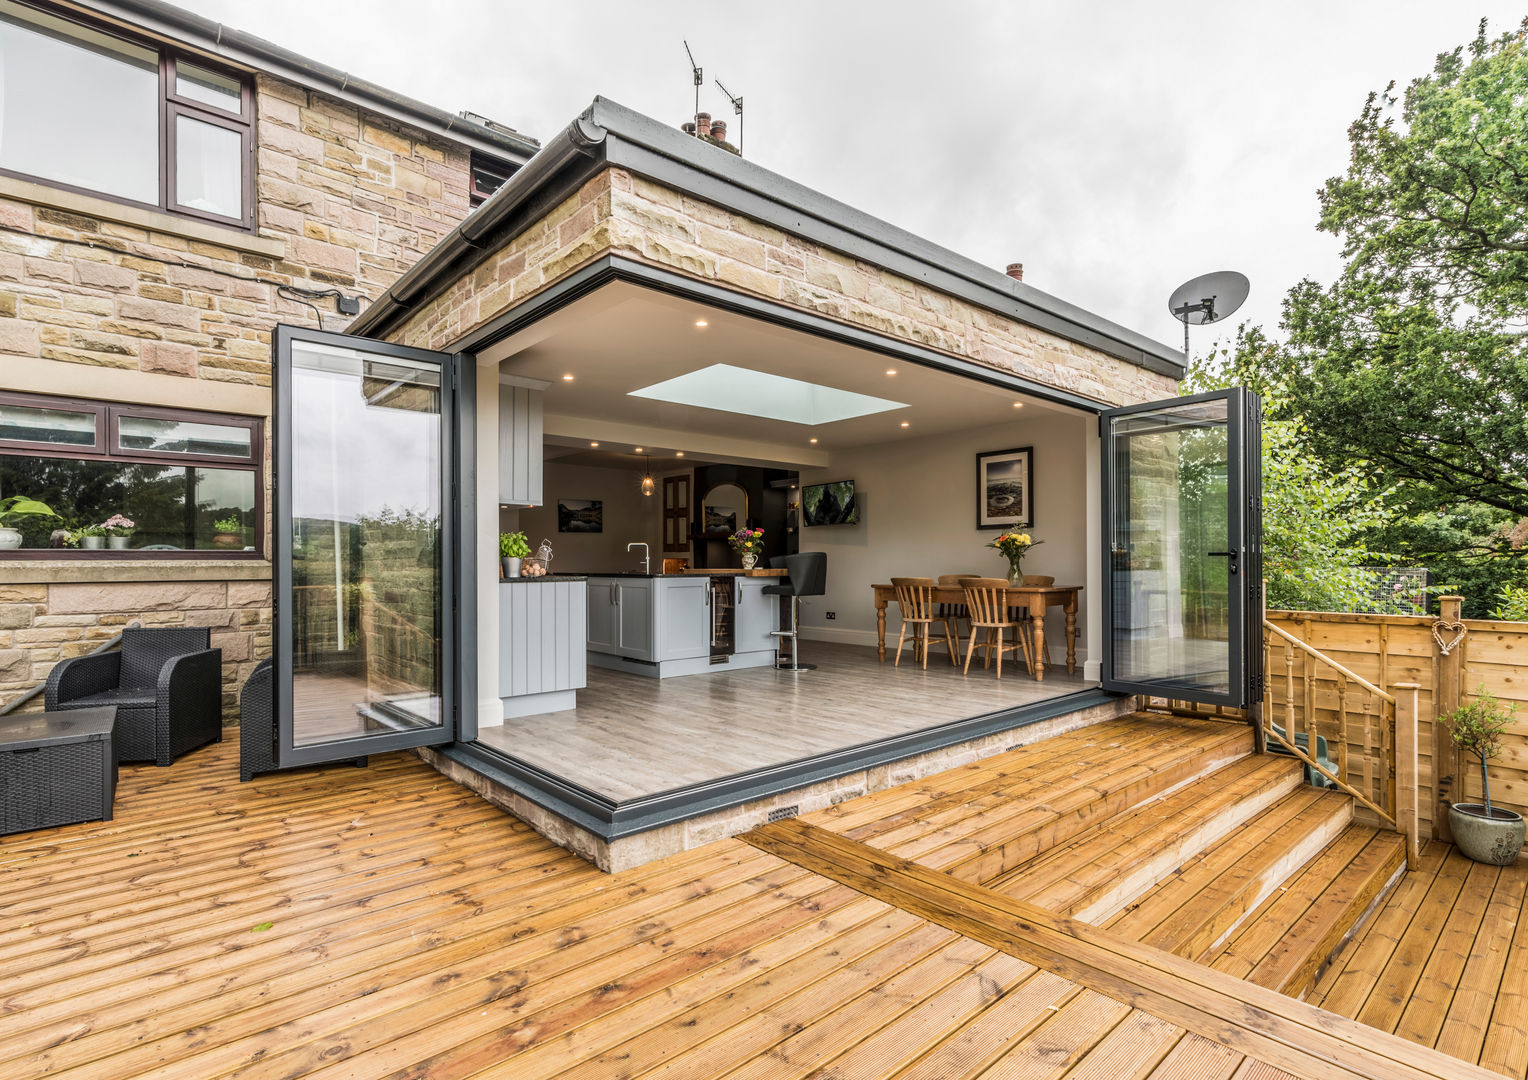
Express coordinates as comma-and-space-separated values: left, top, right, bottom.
677, 568, 787, 577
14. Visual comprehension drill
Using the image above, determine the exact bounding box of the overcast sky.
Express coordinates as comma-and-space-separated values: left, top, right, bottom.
195, 1, 1524, 359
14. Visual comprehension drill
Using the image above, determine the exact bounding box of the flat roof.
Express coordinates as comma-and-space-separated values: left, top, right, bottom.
63, 0, 540, 163
349, 97, 1185, 380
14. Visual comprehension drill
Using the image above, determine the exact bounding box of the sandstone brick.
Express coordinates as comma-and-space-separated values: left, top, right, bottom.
0, 650, 27, 681
48, 582, 226, 615
0, 605, 33, 630
0, 586, 45, 604
0, 319, 39, 355
210, 631, 251, 662
140, 340, 198, 376
115, 295, 201, 331
74, 260, 137, 291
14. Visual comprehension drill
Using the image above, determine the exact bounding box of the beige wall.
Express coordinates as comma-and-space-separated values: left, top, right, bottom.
795, 412, 1095, 665
504, 462, 690, 574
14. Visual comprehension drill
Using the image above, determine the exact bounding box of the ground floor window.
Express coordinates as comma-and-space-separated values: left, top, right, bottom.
0, 392, 262, 556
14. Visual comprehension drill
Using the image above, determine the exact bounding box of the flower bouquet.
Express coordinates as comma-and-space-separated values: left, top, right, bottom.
729, 527, 765, 569
987, 531, 1042, 585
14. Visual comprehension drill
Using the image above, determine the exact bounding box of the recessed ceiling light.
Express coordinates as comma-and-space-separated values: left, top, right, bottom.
675, 451, 685, 457
885, 368, 897, 375
634, 447, 644, 453
561, 374, 575, 381
900, 421, 910, 428
809, 437, 818, 444
694, 319, 708, 328
590, 441, 599, 447
1012, 401, 1025, 409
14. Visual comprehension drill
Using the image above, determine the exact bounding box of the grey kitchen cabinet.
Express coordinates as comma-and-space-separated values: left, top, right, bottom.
586, 578, 618, 654
498, 382, 544, 506
499, 579, 587, 717
657, 577, 710, 661
615, 578, 654, 661
735, 577, 780, 655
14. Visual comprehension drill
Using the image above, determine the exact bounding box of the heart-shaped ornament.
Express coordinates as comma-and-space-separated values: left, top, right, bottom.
1432, 618, 1466, 656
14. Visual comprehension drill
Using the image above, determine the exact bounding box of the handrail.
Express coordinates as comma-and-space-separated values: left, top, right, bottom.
0, 620, 140, 716
1263, 616, 1418, 864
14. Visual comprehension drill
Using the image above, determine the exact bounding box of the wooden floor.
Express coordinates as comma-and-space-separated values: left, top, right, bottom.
477, 640, 1094, 800
1309, 842, 1528, 1078
0, 718, 1503, 1079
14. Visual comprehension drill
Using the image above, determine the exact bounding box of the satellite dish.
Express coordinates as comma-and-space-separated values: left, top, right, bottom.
1168, 270, 1249, 356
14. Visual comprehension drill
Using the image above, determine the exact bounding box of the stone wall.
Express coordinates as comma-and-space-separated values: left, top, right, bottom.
392, 166, 1176, 408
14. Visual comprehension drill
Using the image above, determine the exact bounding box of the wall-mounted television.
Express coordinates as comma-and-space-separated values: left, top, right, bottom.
801, 480, 858, 526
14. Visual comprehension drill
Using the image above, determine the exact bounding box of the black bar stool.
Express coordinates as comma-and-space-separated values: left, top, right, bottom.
764, 552, 827, 671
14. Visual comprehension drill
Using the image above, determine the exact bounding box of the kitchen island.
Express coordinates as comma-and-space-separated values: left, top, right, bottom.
585, 570, 783, 678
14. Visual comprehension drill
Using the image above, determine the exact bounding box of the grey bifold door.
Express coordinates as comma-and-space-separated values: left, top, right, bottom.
1100, 387, 1262, 708
273, 325, 461, 767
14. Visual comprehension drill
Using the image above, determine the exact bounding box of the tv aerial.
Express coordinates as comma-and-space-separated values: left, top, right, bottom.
715, 77, 743, 151
1168, 270, 1249, 358
683, 40, 702, 119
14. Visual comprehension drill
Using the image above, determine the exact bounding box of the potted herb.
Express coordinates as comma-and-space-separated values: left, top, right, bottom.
500, 531, 530, 577
212, 514, 244, 550
728, 527, 764, 570
73, 523, 106, 549
0, 495, 58, 549
1447, 685, 1525, 865
99, 514, 135, 550
986, 531, 1044, 586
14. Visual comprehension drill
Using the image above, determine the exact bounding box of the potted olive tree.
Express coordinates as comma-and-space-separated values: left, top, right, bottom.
500, 531, 530, 578
1447, 686, 1525, 865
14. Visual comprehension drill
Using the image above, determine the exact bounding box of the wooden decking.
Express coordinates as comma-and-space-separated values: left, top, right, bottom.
1310, 843, 1528, 1077
0, 715, 1510, 1079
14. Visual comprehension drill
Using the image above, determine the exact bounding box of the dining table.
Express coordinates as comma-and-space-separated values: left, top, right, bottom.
870, 583, 1082, 680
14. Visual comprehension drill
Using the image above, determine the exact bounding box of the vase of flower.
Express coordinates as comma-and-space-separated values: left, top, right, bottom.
729, 526, 764, 570
100, 514, 135, 550
986, 531, 1043, 586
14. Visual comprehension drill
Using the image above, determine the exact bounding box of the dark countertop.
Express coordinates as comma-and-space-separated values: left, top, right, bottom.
500, 574, 587, 584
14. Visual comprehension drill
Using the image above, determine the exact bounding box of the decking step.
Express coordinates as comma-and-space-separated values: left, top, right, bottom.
1105, 787, 1356, 961
1205, 824, 1407, 998
981, 753, 1306, 921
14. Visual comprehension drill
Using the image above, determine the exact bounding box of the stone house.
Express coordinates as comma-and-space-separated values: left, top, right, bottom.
0, 0, 536, 716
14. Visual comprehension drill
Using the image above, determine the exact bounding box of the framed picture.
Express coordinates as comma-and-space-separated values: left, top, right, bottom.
557, 499, 603, 533
976, 447, 1033, 529
700, 481, 748, 535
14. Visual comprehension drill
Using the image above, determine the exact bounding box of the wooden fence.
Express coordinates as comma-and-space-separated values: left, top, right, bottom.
1265, 598, 1528, 842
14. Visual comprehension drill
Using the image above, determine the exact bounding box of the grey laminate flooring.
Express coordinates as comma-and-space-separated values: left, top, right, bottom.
474, 641, 1094, 800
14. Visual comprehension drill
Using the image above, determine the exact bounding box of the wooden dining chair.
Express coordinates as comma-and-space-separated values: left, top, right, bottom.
936, 573, 980, 646
960, 577, 1030, 679
890, 577, 959, 669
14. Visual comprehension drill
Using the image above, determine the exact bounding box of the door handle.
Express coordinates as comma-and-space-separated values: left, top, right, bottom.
1208, 550, 1239, 574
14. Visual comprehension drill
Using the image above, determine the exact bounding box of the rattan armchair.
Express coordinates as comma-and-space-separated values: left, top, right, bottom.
46, 627, 222, 766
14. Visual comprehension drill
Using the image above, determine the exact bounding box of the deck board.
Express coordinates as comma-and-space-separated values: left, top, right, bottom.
0, 715, 1519, 1079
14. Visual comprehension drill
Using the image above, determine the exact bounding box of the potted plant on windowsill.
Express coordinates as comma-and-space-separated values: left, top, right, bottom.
99, 514, 135, 550
500, 530, 530, 578
728, 527, 764, 570
0, 496, 58, 549
72, 524, 106, 549
1447, 685, 1525, 865
212, 515, 244, 550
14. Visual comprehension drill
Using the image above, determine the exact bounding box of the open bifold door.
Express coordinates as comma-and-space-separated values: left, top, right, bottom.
273, 325, 467, 768
1101, 387, 1262, 709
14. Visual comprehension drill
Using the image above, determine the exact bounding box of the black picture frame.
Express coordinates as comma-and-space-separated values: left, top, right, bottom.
557, 499, 603, 533
976, 446, 1033, 530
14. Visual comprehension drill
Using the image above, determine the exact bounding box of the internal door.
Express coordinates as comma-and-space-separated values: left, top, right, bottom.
1100, 387, 1261, 708
274, 325, 461, 767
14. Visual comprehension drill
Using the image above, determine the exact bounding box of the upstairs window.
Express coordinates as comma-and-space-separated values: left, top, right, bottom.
0, 392, 263, 558
0, 1, 253, 228
469, 151, 513, 207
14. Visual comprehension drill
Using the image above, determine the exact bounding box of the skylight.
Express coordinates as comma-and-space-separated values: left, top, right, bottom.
628, 364, 906, 425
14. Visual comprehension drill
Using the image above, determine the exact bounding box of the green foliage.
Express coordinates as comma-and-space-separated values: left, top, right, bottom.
1493, 584, 1528, 621
0, 495, 57, 528
1446, 684, 1518, 812
499, 531, 530, 559
1188, 330, 1399, 613
213, 515, 242, 534
1273, 19, 1528, 519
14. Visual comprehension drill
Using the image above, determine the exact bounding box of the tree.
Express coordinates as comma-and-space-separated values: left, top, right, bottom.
1276, 19, 1528, 519
1188, 327, 1401, 613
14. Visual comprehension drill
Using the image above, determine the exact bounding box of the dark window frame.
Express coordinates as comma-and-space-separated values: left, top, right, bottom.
0, 1, 256, 231
0, 391, 265, 560
468, 151, 513, 207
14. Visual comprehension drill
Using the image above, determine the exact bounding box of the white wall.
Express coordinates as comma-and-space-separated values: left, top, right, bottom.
796, 411, 1095, 664
504, 462, 687, 573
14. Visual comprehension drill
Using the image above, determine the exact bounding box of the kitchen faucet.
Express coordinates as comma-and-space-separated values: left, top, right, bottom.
627, 541, 650, 575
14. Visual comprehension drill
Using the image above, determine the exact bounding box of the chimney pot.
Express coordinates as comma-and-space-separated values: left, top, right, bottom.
695, 112, 712, 137
1005, 262, 1024, 281
681, 121, 696, 135
710, 119, 727, 142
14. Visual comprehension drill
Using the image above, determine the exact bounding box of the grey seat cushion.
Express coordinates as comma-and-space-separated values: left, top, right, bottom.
59, 687, 156, 710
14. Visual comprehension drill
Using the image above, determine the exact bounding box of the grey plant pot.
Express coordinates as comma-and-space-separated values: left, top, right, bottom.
502, 557, 523, 578
1450, 803, 1526, 865
80, 536, 105, 549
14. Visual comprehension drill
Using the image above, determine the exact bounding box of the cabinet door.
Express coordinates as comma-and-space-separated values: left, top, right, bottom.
586, 580, 617, 654
616, 580, 655, 660
735, 579, 780, 654
657, 578, 710, 661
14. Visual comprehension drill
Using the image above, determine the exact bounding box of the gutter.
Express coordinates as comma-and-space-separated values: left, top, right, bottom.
349, 95, 1185, 379
65, 0, 540, 162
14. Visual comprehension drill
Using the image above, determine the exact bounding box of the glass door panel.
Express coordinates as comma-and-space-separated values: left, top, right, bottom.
1101, 388, 1258, 707
275, 326, 457, 766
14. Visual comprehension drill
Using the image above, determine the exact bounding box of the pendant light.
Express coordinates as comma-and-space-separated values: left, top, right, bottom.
640, 455, 655, 497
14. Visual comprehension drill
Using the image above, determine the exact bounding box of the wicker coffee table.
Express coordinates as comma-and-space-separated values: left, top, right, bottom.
0, 706, 117, 835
